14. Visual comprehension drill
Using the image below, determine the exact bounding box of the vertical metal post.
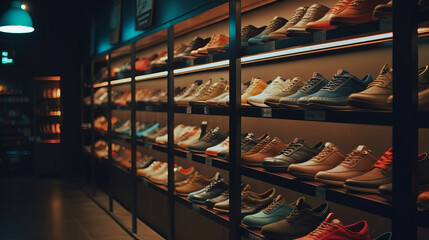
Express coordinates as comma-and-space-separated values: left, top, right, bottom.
90, 61, 96, 196
107, 54, 114, 212
166, 26, 176, 240
228, 0, 241, 239
130, 43, 138, 233
392, 0, 418, 239
80, 64, 85, 188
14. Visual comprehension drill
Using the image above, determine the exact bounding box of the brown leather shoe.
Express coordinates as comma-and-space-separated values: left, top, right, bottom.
306, 0, 353, 31
191, 34, 229, 56
242, 137, 286, 166
288, 142, 347, 180
418, 191, 429, 210
315, 145, 378, 186
241, 134, 271, 158
174, 171, 219, 196
330, 0, 390, 26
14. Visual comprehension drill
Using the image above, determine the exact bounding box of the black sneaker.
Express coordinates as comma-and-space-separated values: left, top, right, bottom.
261, 197, 330, 240
186, 127, 228, 153
175, 36, 211, 59
206, 182, 246, 209
262, 138, 324, 172
188, 178, 229, 204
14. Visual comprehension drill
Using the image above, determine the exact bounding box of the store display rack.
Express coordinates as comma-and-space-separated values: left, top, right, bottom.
81, 0, 427, 239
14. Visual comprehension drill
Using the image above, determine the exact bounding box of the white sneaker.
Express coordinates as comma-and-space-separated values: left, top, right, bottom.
137, 161, 161, 177
176, 79, 212, 106
155, 124, 186, 145
175, 80, 203, 102
146, 162, 168, 179
247, 76, 288, 107
177, 128, 202, 148
205, 137, 229, 157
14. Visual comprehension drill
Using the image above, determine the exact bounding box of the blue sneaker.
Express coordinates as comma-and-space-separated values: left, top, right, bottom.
136, 122, 160, 137
372, 232, 392, 240
306, 69, 372, 109
242, 195, 294, 229
279, 72, 329, 109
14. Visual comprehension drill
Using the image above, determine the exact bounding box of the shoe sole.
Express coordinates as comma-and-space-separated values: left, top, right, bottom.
186, 149, 207, 154
343, 184, 380, 194
261, 164, 289, 172
314, 177, 344, 186
242, 162, 263, 167
373, 11, 392, 19
188, 198, 209, 205
264, 101, 281, 108
259, 232, 302, 240
307, 103, 352, 110
287, 169, 315, 181
278, 102, 302, 109
213, 207, 229, 213
346, 99, 392, 110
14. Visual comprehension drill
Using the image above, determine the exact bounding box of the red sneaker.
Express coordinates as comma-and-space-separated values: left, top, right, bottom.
295, 213, 370, 240
306, 0, 353, 31
330, 0, 390, 26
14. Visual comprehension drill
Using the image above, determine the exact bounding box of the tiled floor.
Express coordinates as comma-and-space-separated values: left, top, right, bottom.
0, 176, 134, 240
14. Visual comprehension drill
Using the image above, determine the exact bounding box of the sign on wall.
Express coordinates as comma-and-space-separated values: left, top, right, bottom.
135, 0, 154, 30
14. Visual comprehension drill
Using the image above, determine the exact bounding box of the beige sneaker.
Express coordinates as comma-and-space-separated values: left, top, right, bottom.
176, 79, 212, 106
241, 78, 268, 106
191, 79, 228, 105
206, 86, 229, 106
264, 77, 306, 107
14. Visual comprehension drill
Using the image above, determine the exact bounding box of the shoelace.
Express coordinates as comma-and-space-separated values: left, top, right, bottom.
302, 8, 317, 20
300, 77, 321, 92
307, 221, 336, 238
280, 143, 300, 156
341, 149, 366, 167
241, 25, 255, 37
327, 0, 350, 14
350, 0, 364, 7
321, 75, 349, 91
263, 80, 284, 94
264, 200, 281, 213
204, 179, 221, 192
201, 129, 217, 142
260, 140, 279, 153
281, 79, 300, 93
313, 145, 334, 161
368, 73, 391, 88
204, 83, 222, 96
373, 150, 393, 170
289, 8, 307, 24
286, 208, 302, 223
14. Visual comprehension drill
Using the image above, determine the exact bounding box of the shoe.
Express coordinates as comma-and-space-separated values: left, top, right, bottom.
150, 51, 167, 68
243, 195, 294, 229
242, 137, 287, 167
137, 161, 162, 178
144, 126, 167, 142
240, 25, 267, 46
206, 137, 229, 157
347, 63, 393, 110
213, 185, 276, 216
217, 82, 249, 107
175, 37, 211, 60
261, 197, 330, 240
156, 43, 187, 64
191, 79, 228, 105
267, 7, 309, 41
206, 182, 246, 208
155, 124, 186, 145
286, 4, 331, 36
306, 0, 353, 31
262, 138, 324, 172
174, 166, 195, 186
177, 128, 202, 149
136, 155, 156, 169
247, 76, 289, 107
330, 0, 390, 26
280, 73, 329, 109
84, 87, 107, 105
373, 1, 392, 19
263, 77, 306, 107
186, 127, 228, 153
418, 191, 429, 210
295, 213, 370, 240
188, 177, 228, 204
372, 232, 392, 240
149, 165, 181, 185
174, 80, 203, 102
241, 133, 268, 153
315, 145, 379, 186
135, 57, 151, 71
288, 142, 347, 180
344, 147, 392, 193
248, 16, 288, 44
306, 69, 373, 109
206, 87, 229, 106
175, 172, 221, 196
136, 122, 160, 137
387, 65, 429, 111
241, 78, 268, 106
191, 34, 229, 56
145, 162, 168, 179
176, 79, 213, 106
241, 134, 272, 158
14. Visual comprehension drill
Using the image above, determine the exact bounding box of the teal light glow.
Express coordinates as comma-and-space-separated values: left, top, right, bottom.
2, 57, 13, 64
0, 1, 34, 34
2, 51, 8, 57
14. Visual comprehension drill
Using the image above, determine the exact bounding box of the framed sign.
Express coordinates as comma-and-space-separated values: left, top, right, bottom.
109, 0, 122, 45
135, 0, 154, 30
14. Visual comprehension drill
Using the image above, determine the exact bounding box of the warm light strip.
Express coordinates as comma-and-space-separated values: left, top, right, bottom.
93, 82, 108, 88
174, 60, 230, 75
135, 71, 168, 81
111, 78, 132, 85
34, 76, 61, 81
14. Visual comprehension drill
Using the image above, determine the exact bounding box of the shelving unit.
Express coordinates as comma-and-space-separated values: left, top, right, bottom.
81, 0, 428, 239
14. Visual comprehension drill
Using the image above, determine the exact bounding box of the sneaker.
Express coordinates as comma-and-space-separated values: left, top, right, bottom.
288, 142, 347, 180
241, 134, 272, 158
306, 0, 353, 31
315, 145, 378, 186
243, 195, 294, 229
206, 137, 229, 157
176, 79, 212, 106
191, 34, 229, 56
262, 138, 324, 172
174, 166, 195, 186
136, 122, 160, 137
242, 137, 287, 167
206, 87, 229, 106
149, 164, 181, 185
286, 4, 331, 36
191, 79, 228, 105
373, 1, 392, 19
240, 25, 267, 46
264, 77, 306, 107
247, 76, 289, 107
174, 80, 203, 102
347, 63, 393, 110
261, 197, 330, 240
306, 69, 373, 109
175, 171, 221, 196
175, 37, 211, 60
344, 147, 392, 193
144, 126, 167, 141
217, 82, 249, 107
267, 7, 309, 41
137, 161, 162, 178
155, 124, 186, 145
146, 162, 168, 179
177, 128, 202, 149
330, 0, 391, 26
295, 213, 370, 240
280, 73, 329, 109
186, 127, 228, 153
241, 78, 268, 106
188, 177, 229, 204
248, 16, 288, 45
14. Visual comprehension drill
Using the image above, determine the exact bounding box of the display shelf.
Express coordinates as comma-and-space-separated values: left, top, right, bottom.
175, 105, 229, 116
136, 176, 168, 196
111, 105, 131, 111
135, 103, 167, 112
94, 130, 108, 138
240, 227, 267, 240
111, 133, 132, 143
241, 166, 392, 218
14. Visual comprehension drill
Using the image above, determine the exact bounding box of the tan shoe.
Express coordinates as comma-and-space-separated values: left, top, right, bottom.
241, 78, 268, 106
190, 34, 229, 56
242, 137, 286, 166
191, 80, 228, 105
175, 172, 221, 196
241, 135, 271, 158
176, 79, 212, 106
267, 6, 309, 40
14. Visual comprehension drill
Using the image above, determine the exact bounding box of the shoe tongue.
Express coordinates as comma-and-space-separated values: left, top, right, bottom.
273, 194, 284, 203
272, 76, 284, 82
295, 197, 311, 210
292, 138, 305, 144
324, 142, 335, 147
214, 172, 221, 180
355, 145, 368, 152
242, 184, 251, 193
312, 72, 324, 78
380, 63, 392, 74
324, 213, 341, 224
336, 69, 349, 75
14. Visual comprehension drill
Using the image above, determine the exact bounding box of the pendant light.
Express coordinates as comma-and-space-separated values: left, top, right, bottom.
0, 0, 34, 33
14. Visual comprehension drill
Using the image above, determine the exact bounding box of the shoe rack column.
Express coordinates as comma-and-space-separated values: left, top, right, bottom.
167, 26, 176, 240
90, 60, 96, 196
130, 43, 138, 233
80, 63, 86, 189
107, 53, 114, 212
228, 0, 241, 239
392, 0, 419, 239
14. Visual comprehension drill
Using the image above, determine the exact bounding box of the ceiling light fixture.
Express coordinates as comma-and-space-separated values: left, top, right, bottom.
0, 0, 34, 34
